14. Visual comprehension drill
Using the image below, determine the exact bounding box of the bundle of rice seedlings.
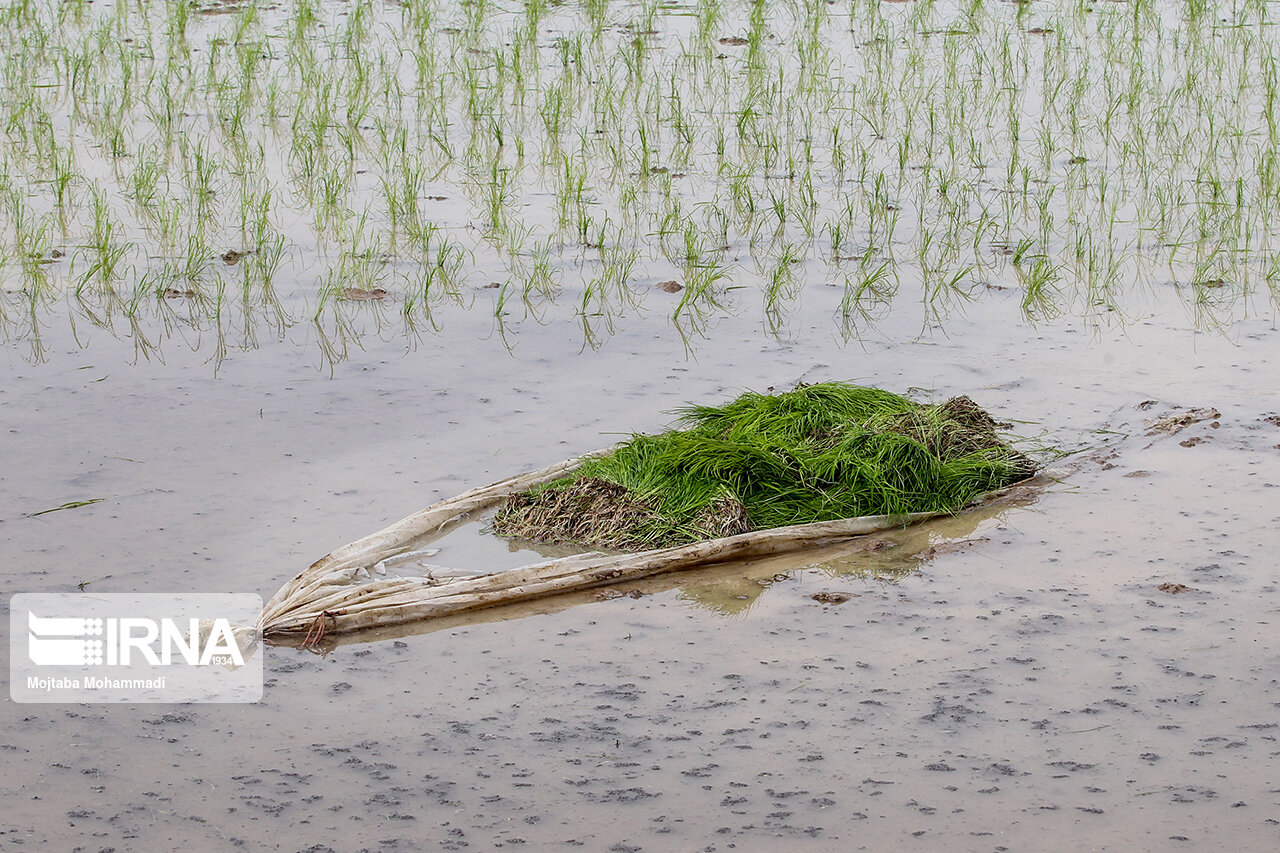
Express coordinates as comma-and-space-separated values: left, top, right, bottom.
491, 383, 1036, 551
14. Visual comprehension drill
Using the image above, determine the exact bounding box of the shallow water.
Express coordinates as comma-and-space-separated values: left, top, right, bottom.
3, 277, 1279, 851
4, 0, 1280, 848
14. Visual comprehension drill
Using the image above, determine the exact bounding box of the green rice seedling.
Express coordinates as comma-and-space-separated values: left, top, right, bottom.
166, 0, 189, 45
540, 84, 567, 146
493, 382, 1037, 550
922, 263, 978, 322
0, 0, 1276, 358
73, 190, 132, 296
13, 204, 55, 299
238, 179, 275, 250
825, 217, 849, 260
764, 241, 802, 326
180, 230, 212, 288
580, 232, 638, 320
250, 232, 288, 288
313, 245, 390, 322
695, 0, 722, 43
839, 257, 898, 332
415, 230, 471, 307
184, 140, 221, 230
129, 146, 164, 213
673, 255, 735, 332
1016, 254, 1064, 323
140, 261, 180, 305
492, 280, 513, 321
481, 161, 516, 236
520, 239, 559, 302
47, 144, 79, 227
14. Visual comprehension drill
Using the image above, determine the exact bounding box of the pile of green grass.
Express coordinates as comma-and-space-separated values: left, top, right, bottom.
492, 383, 1036, 551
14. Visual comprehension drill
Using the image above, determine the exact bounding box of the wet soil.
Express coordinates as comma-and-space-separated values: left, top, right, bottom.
2, 285, 1279, 851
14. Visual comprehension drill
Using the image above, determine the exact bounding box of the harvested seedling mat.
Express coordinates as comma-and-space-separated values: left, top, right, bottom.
259, 383, 1042, 646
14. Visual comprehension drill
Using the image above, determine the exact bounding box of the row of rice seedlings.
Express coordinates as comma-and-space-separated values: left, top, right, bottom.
2, 0, 1279, 360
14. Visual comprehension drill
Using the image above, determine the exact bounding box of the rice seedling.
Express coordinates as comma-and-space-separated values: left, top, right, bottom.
763, 241, 802, 329
0, 0, 1275, 361
72, 190, 132, 297
839, 257, 898, 332
1013, 240, 1064, 324
672, 255, 736, 334
12, 202, 57, 298
492, 382, 1037, 551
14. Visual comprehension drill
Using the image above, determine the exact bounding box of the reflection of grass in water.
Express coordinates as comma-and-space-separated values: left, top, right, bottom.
674, 483, 1034, 616
2, 1, 1279, 360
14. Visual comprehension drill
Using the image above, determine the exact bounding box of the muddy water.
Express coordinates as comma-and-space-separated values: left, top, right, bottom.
3, 284, 1279, 851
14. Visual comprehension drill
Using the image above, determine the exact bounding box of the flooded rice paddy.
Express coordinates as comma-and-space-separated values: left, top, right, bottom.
3, 0, 1280, 850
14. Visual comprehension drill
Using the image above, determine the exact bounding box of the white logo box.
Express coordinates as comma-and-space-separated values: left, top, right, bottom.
10, 593, 263, 704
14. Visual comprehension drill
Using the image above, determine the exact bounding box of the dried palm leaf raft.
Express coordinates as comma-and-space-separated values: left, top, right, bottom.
258, 383, 1039, 646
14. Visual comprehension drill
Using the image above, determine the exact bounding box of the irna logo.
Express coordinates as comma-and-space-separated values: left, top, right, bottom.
27, 612, 246, 667
9, 593, 263, 704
